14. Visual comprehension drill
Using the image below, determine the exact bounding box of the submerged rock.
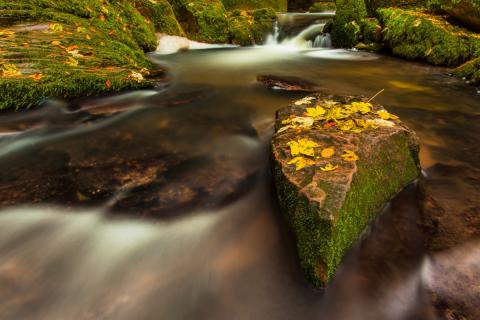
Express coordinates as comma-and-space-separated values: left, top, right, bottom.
257, 74, 320, 92
271, 93, 421, 286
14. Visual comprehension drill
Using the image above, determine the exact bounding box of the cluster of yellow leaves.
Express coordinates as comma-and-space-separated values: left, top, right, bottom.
128, 71, 145, 83
286, 138, 360, 171
279, 97, 400, 134
287, 138, 319, 157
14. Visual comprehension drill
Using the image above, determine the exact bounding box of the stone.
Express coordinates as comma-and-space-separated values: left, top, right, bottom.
256, 74, 320, 91
271, 92, 421, 286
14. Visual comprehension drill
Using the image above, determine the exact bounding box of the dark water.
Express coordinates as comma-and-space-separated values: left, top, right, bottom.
0, 46, 479, 319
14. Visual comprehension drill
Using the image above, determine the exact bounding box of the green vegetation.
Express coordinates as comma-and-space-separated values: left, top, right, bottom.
222, 0, 287, 11
133, 0, 185, 36
168, 0, 230, 43
378, 8, 480, 66
228, 8, 276, 45
309, 1, 336, 12
0, 0, 160, 110
331, 0, 367, 47
452, 57, 480, 85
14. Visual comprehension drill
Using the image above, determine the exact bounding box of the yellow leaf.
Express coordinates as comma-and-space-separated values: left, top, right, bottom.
65, 57, 79, 67
28, 73, 43, 81
351, 101, 372, 114
305, 105, 326, 119
321, 147, 335, 158
77, 26, 87, 33
342, 150, 359, 161
287, 138, 319, 157
320, 163, 338, 172
339, 119, 356, 131
51, 40, 61, 46
288, 157, 316, 171
85, 34, 92, 40
376, 110, 399, 120
0, 63, 21, 77
49, 23, 64, 32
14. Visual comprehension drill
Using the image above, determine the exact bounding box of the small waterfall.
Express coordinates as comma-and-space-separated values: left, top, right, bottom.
263, 12, 334, 49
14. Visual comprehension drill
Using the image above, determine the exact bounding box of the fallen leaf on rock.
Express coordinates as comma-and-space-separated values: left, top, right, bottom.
305, 105, 326, 118
287, 138, 320, 157
288, 157, 316, 171
321, 147, 335, 158
294, 96, 315, 105
351, 101, 372, 114
377, 110, 399, 120
342, 150, 359, 161
321, 163, 338, 172
105, 79, 111, 89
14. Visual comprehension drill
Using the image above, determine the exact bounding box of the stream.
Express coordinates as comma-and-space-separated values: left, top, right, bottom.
0, 25, 479, 319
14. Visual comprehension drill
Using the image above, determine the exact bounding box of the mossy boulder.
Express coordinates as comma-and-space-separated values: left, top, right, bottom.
309, 1, 336, 12
168, 0, 229, 43
132, 0, 185, 36
427, 0, 480, 32
271, 93, 421, 286
378, 8, 480, 66
222, 0, 287, 11
0, 0, 162, 110
331, 0, 367, 48
228, 8, 276, 45
451, 57, 480, 85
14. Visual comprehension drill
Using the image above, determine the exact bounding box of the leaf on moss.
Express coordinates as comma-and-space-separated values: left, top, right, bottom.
49, 23, 64, 32
0, 64, 21, 77
28, 73, 43, 81
128, 71, 144, 83
65, 57, 79, 67
51, 40, 61, 46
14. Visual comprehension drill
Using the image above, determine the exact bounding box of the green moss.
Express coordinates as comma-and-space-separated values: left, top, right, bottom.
451, 57, 480, 85
309, 1, 336, 13
169, 0, 229, 43
227, 8, 275, 45
221, 0, 287, 11
364, 0, 427, 16
362, 17, 382, 43
331, 0, 367, 48
378, 8, 480, 66
274, 131, 420, 286
0, 0, 159, 110
132, 0, 185, 36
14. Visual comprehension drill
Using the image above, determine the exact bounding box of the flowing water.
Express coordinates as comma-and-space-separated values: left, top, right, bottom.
0, 22, 479, 320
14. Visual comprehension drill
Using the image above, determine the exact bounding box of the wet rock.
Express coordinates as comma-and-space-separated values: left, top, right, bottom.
257, 74, 320, 92
271, 93, 421, 286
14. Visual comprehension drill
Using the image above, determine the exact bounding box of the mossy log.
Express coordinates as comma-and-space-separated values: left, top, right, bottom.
271, 93, 421, 287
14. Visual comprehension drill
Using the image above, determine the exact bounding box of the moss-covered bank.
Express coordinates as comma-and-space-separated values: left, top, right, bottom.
272, 93, 421, 286
0, 0, 166, 110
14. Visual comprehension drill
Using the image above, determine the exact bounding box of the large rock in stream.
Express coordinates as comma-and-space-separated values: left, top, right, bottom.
271, 93, 421, 286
